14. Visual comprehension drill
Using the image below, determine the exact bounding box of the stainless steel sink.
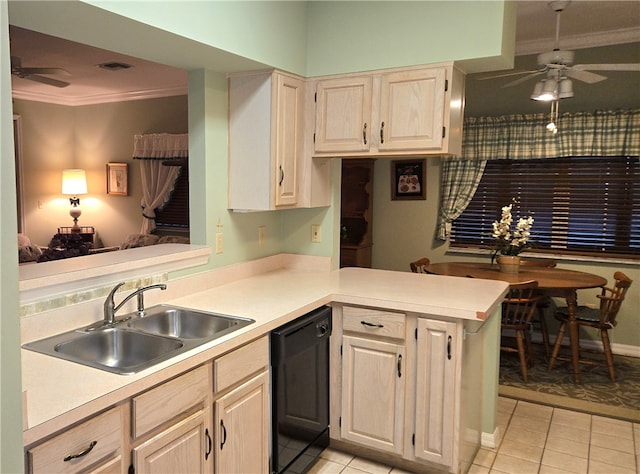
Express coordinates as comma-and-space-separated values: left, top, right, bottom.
127, 305, 254, 339
55, 328, 183, 374
22, 305, 255, 375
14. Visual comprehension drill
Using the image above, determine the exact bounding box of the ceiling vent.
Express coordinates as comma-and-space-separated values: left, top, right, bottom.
97, 62, 132, 71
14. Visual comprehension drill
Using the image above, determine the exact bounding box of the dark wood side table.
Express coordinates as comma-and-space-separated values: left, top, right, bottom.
57, 226, 96, 246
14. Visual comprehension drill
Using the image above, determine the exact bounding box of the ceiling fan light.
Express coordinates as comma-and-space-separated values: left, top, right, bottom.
558, 77, 574, 99
540, 78, 558, 100
530, 81, 544, 100
531, 79, 558, 101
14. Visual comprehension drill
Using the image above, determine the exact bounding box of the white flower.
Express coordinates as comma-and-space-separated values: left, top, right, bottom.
491, 202, 534, 256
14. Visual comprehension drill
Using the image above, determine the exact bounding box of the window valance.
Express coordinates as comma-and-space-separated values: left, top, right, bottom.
455, 108, 640, 161
437, 108, 640, 240
132, 133, 188, 160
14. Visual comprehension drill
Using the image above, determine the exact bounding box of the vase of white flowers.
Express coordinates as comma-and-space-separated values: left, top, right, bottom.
491, 202, 534, 274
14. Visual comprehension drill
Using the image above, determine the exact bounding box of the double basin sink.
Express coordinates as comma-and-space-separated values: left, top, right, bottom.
23, 305, 255, 375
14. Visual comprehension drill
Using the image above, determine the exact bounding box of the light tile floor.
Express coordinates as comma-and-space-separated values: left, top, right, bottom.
310, 397, 639, 474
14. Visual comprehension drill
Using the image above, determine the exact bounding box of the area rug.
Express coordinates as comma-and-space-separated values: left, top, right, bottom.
498, 343, 640, 422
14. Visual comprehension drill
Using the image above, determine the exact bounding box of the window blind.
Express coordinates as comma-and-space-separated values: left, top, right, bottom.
155, 165, 189, 230
450, 156, 640, 259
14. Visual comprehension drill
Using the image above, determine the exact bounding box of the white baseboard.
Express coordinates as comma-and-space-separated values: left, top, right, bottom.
481, 426, 501, 449
530, 332, 640, 358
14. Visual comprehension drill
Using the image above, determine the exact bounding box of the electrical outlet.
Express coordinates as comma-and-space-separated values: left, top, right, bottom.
311, 225, 321, 243
215, 232, 224, 254
258, 226, 266, 246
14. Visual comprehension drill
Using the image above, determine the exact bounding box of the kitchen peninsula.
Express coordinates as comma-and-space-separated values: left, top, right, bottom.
21, 253, 508, 473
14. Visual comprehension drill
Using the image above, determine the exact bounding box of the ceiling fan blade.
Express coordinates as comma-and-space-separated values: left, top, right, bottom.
502, 71, 545, 88
476, 69, 542, 81
24, 74, 70, 88
564, 69, 607, 84
19, 67, 71, 76
573, 63, 640, 72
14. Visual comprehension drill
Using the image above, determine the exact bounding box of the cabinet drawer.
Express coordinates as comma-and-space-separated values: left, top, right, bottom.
28, 406, 123, 474
214, 336, 269, 392
132, 364, 209, 439
342, 306, 406, 340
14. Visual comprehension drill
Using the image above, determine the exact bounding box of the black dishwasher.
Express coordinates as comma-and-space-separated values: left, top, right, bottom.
270, 306, 332, 474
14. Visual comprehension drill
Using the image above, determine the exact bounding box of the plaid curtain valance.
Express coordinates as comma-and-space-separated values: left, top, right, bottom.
457, 108, 640, 160
437, 108, 640, 240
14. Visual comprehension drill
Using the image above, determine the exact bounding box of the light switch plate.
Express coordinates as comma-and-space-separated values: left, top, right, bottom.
216, 232, 224, 254
311, 225, 321, 243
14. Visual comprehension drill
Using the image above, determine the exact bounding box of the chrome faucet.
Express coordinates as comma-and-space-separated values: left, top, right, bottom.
104, 282, 167, 324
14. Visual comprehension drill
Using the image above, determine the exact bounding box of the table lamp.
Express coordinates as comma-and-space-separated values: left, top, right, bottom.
62, 169, 87, 232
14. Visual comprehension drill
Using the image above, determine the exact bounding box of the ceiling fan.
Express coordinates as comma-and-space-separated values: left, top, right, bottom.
478, 0, 640, 89
11, 55, 71, 88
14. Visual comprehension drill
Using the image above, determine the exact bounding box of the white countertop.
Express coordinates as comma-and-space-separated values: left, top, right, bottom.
22, 265, 508, 445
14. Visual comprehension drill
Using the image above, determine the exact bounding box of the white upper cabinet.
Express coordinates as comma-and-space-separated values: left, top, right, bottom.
228, 70, 332, 211
314, 76, 373, 153
378, 68, 446, 151
228, 70, 304, 211
312, 63, 465, 157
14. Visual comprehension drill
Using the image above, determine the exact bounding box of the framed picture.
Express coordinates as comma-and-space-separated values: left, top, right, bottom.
106, 162, 128, 196
391, 159, 426, 200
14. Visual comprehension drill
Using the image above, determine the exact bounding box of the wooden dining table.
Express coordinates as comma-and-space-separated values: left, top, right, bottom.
425, 261, 608, 383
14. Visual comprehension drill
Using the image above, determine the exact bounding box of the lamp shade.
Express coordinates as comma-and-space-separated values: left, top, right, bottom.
62, 169, 87, 195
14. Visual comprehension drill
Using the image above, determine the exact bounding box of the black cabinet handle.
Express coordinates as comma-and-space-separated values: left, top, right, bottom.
447, 335, 452, 360
279, 166, 284, 186
363, 123, 367, 144
397, 354, 402, 378
63, 440, 97, 462
220, 420, 227, 450
360, 320, 384, 328
380, 122, 385, 144
205, 428, 212, 460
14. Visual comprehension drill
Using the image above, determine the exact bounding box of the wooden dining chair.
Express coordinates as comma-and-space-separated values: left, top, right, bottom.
500, 280, 542, 382
409, 257, 431, 274
548, 271, 633, 382
518, 258, 557, 356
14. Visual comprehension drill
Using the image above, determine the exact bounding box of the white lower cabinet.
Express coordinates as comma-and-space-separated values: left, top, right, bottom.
130, 364, 213, 474
341, 335, 405, 455
26, 406, 125, 474
214, 371, 270, 474
213, 336, 270, 474
331, 304, 477, 474
413, 318, 457, 467
133, 409, 211, 474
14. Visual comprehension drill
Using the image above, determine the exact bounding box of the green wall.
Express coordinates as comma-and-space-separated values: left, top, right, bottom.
306, 1, 515, 76
1, 2, 24, 471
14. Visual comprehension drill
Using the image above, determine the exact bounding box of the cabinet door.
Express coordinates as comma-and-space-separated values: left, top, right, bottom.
340, 335, 405, 455
378, 68, 446, 151
214, 371, 270, 474
133, 409, 212, 474
414, 319, 457, 467
274, 73, 303, 207
314, 76, 372, 153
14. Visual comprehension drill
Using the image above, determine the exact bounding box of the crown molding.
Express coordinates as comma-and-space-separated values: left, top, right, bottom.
516, 27, 640, 56
11, 85, 188, 106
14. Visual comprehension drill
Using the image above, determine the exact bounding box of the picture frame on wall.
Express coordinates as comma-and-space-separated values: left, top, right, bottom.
106, 162, 128, 196
391, 159, 426, 200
